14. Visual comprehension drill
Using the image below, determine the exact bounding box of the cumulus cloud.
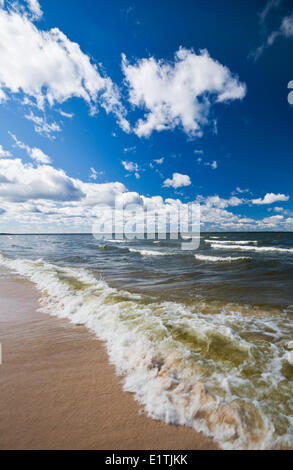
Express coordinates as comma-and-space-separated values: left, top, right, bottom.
0, 88, 7, 103
121, 160, 140, 179
262, 214, 284, 224
0, 157, 129, 207
0, 158, 84, 202
9, 132, 51, 164
163, 173, 191, 189
0, 8, 129, 131
252, 192, 289, 205
24, 0, 43, 19
0, 154, 292, 233
122, 47, 246, 138
199, 195, 244, 209
0, 145, 11, 158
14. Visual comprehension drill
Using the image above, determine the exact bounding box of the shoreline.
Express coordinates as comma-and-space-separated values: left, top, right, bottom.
0, 277, 218, 450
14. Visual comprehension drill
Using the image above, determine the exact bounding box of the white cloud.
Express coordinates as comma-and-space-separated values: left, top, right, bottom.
0, 157, 128, 207
0, 153, 292, 233
29, 147, 51, 164
24, 112, 61, 137
89, 167, 104, 180
0, 88, 7, 103
252, 10, 293, 60
196, 154, 218, 170
58, 109, 74, 119
0, 145, 11, 158
122, 47, 246, 138
0, 9, 129, 131
252, 193, 290, 205
121, 160, 140, 179
123, 146, 136, 153
259, 0, 281, 24
0, 158, 83, 202
153, 157, 164, 164
233, 187, 250, 195
200, 195, 244, 209
9, 132, 51, 164
262, 214, 284, 223
280, 13, 293, 38
266, 13, 293, 46
163, 173, 191, 189
24, 0, 43, 19
205, 160, 217, 170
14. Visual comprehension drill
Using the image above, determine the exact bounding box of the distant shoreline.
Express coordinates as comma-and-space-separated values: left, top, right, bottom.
1, 231, 293, 236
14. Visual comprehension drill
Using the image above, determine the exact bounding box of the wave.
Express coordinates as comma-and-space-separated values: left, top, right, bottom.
195, 254, 251, 263
105, 239, 127, 243
210, 243, 293, 253
128, 248, 173, 257
206, 240, 258, 245
1, 251, 293, 450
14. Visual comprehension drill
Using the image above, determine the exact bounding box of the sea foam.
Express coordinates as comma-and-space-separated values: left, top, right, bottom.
128, 248, 173, 256
0, 251, 292, 450
195, 254, 251, 263
210, 243, 293, 253
206, 240, 258, 245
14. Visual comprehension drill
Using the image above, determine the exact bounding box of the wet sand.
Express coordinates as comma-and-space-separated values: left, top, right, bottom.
0, 277, 218, 450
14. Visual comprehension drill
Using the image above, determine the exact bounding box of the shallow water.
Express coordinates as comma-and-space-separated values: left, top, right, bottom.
0, 232, 292, 449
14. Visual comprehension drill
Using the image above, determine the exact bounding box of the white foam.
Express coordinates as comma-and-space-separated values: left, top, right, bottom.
206, 240, 258, 245
1, 251, 292, 450
129, 248, 172, 256
210, 243, 293, 253
105, 239, 127, 243
195, 254, 251, 263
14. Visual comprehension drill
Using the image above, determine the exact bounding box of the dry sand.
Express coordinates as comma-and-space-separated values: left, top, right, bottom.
0, 277, 217, 450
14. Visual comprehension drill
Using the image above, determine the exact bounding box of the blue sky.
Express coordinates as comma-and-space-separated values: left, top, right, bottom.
0, 0, 292, 232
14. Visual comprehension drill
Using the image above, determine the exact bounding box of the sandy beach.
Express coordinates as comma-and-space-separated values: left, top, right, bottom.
0, 277, 217, 450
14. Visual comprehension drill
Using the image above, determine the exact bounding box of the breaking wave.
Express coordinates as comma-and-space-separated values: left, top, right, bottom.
206, 240, 258, 245
0, 251, 293, 450
195, 254, 251, 263
128, 248, 173, 257
210, 243, 293, 253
